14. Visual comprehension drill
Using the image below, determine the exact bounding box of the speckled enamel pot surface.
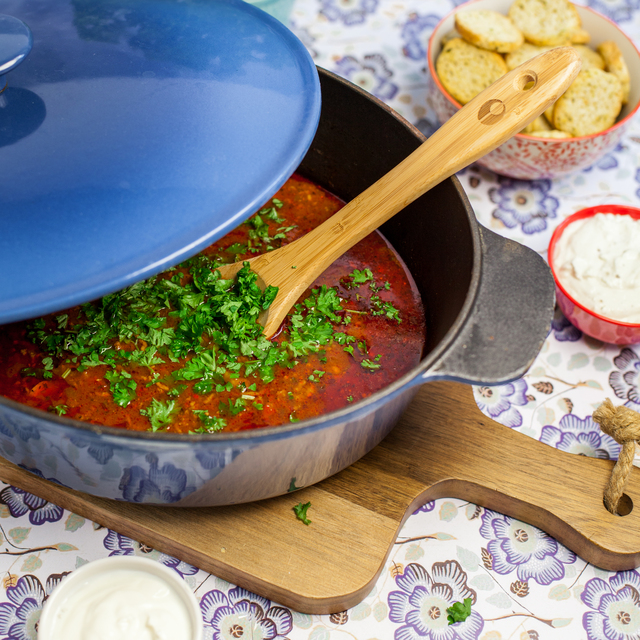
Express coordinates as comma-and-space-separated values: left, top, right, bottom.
426, 0, 640, 180
549, 205, 640, 344
0, 70, 555, 506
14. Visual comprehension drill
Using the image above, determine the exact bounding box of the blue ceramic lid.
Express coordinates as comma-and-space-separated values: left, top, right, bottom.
0, 0, 320, 324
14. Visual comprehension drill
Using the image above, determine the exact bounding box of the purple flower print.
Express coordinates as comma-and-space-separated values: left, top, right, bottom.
479, 510, 575, 585
119, 454, 195, 503
0, 486, 63, 525
200, 587, 292, 640
401, 13, 442, 61
582, 570, 640, 639
610, 347, 640, 408
414, 500, 436, 515
489, 178, 559, 234
103, 530, 198, 578
551, 309, 582, 342
473, 379, 528, 428
0, 415, 40, 443
586, 0, 640, 23
319, 0, 378, 26
634, 168, 640, 202
333, 54, 398, 101
541, 413, 621, 460
584, 150, 619, 172
388, 561, 483, 639
0, 575, 45, 640
0, 574, 66, 640
68, 434, 114, 464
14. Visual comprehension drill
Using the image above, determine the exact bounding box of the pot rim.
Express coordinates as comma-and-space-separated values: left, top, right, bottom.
0, 68, 483, 445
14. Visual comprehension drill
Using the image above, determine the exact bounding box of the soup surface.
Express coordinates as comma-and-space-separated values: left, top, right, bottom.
0, 175, 426, 433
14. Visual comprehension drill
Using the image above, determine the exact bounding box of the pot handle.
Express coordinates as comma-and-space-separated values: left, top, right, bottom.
422, 224, 555, 385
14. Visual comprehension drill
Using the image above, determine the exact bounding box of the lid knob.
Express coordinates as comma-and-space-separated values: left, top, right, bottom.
0, 14, 33, 93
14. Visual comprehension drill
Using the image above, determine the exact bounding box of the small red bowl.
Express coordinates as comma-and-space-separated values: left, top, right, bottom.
548, 205, 640, 344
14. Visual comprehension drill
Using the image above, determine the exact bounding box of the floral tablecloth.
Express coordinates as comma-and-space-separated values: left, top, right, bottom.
3, 1, 640, 638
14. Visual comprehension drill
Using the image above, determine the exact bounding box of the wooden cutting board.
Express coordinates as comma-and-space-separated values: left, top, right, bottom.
0, 380, 638, 614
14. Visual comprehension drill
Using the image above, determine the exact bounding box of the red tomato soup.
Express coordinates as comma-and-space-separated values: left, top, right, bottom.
0, 175, 426, 434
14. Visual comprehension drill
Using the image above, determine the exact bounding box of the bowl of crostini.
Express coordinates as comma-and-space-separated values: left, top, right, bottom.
426, 0, 640, 179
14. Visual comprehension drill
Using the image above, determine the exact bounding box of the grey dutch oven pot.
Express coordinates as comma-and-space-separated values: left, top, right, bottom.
0, 69, 554, 506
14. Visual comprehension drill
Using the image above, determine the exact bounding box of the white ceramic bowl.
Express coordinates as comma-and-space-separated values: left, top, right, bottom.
548, 205, 640, 344
426, 0, 640, 179
38, 556, 203, 640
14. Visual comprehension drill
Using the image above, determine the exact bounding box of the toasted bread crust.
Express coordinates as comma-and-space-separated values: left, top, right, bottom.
522, 115, 553, 133
573, 44, 605, 70
598, 40, 631, 104
554, 68, 623, 136
436, 38, 508, 105
527, 128, 572, 138
508, 0, 581, 45
505, 42, 552, 70
455, 10, 524, 53
571, 27, 591, 44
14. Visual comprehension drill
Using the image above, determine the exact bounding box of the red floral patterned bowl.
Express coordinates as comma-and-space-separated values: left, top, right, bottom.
548, 205, 640, 344
426, 0, 640, 180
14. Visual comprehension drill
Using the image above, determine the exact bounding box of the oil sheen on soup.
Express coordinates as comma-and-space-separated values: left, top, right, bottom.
0, 175, 426, 434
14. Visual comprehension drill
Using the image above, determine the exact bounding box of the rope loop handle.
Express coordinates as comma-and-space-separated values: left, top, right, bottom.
593, 398, 640, 515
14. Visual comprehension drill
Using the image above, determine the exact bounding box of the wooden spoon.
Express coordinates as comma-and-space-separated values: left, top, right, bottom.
217, 47, 581, 337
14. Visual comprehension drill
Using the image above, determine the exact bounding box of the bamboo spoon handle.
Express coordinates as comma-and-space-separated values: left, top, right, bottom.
246, 47, 581, 336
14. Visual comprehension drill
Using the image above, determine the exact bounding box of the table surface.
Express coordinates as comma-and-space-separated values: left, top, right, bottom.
2, 1, 640, 639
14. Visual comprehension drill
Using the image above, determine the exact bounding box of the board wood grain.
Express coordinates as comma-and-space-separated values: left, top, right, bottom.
0, 380, 638, 614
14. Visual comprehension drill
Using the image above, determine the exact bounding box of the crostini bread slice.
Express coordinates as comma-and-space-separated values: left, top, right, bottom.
508, 0, 582, 46
553, 67, 623, 136
573, 44, 605, 70
505, 42, 553, 70
597, 40, 631, 104
455, 9, 524, 53
521, 115, 553, 133
436, 38, 508, 105
528, 129, 572, 138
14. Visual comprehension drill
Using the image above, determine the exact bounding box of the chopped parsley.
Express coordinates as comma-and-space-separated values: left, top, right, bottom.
140, 398, 176, 432
192, 410, 226, 433
220, 398, 247, 416
346, 268, 374, 287
447, 598, 472, 624
51, 404, 68, 416
293, 501, 312, 525
22, 197, 404, 434
104, 369, 137, 408
371, 295, 401, 323
42, 357, 54, 380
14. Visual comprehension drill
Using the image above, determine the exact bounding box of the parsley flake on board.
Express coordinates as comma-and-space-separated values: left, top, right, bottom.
293, 501, 312, 525
446, 598, 472, 624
